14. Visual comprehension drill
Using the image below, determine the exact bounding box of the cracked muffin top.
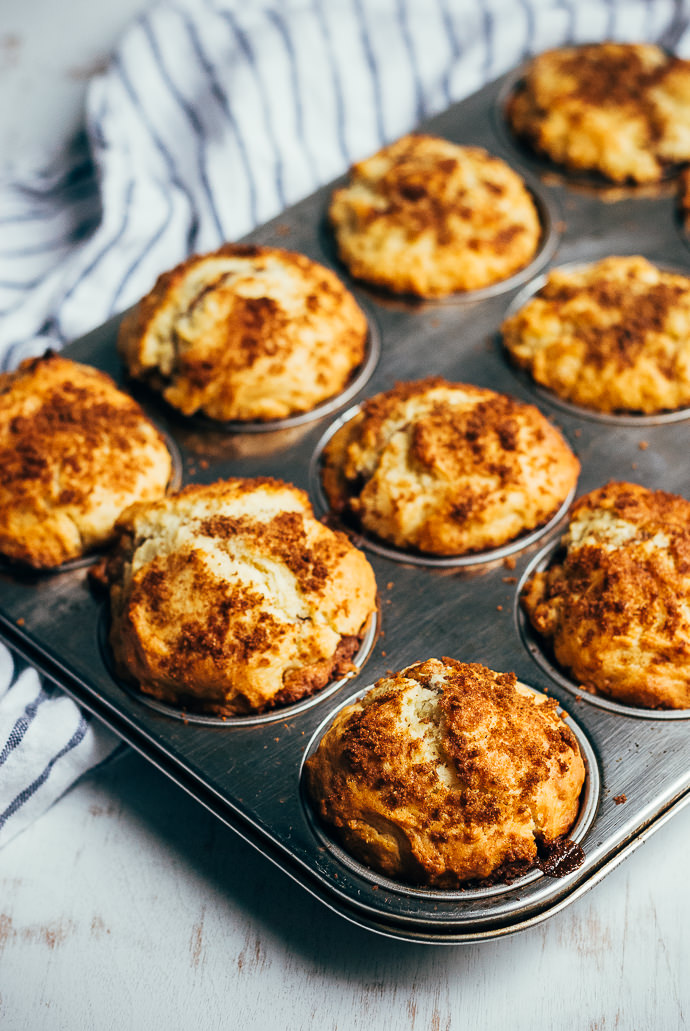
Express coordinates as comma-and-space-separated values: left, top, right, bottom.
0, 352, 172, 569
506, 43, 690, 183
320, 377, 579, 556
328, 134, 542, 297
305, 657, 585, 887
106, 477, 378, 716
117, 243, 368, 422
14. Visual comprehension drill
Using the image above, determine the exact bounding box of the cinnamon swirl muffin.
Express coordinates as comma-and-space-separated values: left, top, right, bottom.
117, 244, 368, 422
522, 481, 690, 709
305, 657, 586, 887
507, 43, 690, 183
328, 134, 542, 297
501, 256, 690, 415
106, 477, 378, 716
0, 352, 172, 569
321, 378, 579, 556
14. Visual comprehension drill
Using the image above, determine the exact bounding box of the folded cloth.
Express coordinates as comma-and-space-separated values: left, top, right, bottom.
1, 0, 689, 847
0, 644, 124, 849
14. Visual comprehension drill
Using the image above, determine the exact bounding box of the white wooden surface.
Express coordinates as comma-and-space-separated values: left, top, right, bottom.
1, 749, 689, 1031
0, 3, 689, 1028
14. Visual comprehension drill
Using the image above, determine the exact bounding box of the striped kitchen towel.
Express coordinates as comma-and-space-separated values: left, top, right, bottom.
1, 0, 689, 847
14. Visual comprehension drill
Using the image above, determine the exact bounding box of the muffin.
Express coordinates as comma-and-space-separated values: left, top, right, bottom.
328, 134, 542, 297
106, 477, 378, 716
320, 377, 580, 556
0, 352, 173, 569
117, 244, 369, 422
501, 256, 690, 415
304, 657, 586, 887
522, 481, 690, 709
506, 42, 690, 183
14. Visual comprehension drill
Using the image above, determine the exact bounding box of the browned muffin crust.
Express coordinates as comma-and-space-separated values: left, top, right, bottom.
328, 134, 541, 297
522, 481, 690, 709
502, 256, 690, 414
117, 243, 368, 422
321, 377, 579, 556
0, 352, 172, 568
507, 43, 690, 183
305, 657, 585, 887
106, 477, 378, 716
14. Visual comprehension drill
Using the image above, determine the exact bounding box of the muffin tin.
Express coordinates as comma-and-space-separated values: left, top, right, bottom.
2, 68, 690, 944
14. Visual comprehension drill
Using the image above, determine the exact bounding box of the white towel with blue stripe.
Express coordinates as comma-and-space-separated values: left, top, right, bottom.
1, 0, 690, 847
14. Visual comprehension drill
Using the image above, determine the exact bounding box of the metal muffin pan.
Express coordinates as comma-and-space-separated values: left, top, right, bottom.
2, 69, 690, 944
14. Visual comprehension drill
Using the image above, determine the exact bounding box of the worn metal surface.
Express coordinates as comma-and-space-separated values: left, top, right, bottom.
2, 69, 690, 943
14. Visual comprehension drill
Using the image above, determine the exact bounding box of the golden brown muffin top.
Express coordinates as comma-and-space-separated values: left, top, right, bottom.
337, 660, 577, 813
507, 43, 690, 182
328, 134, 541, 297
305, 657, 585, 886
107, 477, 378, 716
502, 256, 690, 414
522, 481, 690, 709
321, 377, 579, 555
117, 243, 368, 422
0, 352, 172, 568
